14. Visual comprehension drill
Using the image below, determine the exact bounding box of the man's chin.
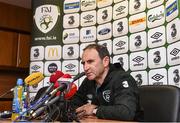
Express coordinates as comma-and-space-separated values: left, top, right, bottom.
87, 76, 95, 80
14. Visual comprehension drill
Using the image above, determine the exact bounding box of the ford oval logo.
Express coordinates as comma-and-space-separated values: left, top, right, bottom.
98, 28, 111, 35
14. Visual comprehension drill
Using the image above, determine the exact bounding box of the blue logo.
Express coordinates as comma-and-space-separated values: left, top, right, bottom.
166, 1, 177, 17
98, 28, 111, 35
64, 2, 80, 10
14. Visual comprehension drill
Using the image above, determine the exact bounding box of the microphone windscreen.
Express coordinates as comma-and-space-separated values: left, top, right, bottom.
62, 73, 72, 78
55, 74, 72, 96
54, 81, 59, 89
49, 71, 64, 83
25, 72, 44, 86
65, 83, 77, 99
53, 74, 71, 89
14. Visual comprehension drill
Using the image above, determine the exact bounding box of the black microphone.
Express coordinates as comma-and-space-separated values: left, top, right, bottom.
72, 72, 85, 82
0, 111, 12, 119
31, 96, 60, 119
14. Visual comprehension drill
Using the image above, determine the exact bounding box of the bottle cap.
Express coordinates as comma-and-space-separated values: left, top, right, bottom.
17, 78, 23, 86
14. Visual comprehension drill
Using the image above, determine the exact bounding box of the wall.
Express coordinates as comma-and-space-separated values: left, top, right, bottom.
0, 2, 32, 111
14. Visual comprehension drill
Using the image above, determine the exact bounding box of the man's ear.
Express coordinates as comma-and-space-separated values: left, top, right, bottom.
103, 56, 110, 67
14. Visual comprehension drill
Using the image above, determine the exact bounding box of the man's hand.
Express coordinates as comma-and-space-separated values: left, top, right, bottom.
76, 103, 97, 119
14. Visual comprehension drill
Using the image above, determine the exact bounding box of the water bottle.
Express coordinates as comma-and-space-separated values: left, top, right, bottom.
20, 85, 29, 120
11, 78, 23, 121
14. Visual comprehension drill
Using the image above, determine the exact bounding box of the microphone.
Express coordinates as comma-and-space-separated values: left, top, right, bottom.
54, 73, 77, 99
45, 73, 72, 103
50, 72, 85, 96
29, 71, 64, 114
64, 82, 77, 99
0, 72, 44, 98
30, 73, 84, 119
36, 71, 64, 101
25, 72, 44, 86
0, 110, 12, 118
31, 83, 78, 119
30, 96, 60, 119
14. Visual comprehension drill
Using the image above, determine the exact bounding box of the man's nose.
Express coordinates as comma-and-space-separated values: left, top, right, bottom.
84, 64, 89, 71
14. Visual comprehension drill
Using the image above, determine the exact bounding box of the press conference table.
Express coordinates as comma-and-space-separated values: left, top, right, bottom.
0, 116, 134, 122
80, 116, 133, 122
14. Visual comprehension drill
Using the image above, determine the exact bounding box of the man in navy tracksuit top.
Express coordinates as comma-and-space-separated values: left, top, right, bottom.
71, 44, 144, 121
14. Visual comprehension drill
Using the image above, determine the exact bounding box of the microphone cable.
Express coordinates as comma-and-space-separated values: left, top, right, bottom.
43, 103, 60, 122
0, 88, 14, 98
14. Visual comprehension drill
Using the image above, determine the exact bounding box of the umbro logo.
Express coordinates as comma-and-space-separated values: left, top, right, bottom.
151, 32, 162, 39
170, 48, 180, 56
31, 65, 41, 71
115, 41, 126, 47
65, 63, 76, 70
116, 6, 126, 13
152, 74, 164, 81
83, 14, 94, 21
133, 56, 144, 63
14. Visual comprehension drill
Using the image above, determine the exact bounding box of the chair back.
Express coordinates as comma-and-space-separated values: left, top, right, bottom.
139, 85, 180, 122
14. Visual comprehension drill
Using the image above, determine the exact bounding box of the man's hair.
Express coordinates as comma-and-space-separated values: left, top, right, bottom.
83, 44, 110, 60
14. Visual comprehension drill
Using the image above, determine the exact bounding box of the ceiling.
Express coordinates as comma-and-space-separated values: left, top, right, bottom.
0, 0, 31, 9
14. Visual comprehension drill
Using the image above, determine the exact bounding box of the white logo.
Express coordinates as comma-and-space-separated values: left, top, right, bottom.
62, 60, 79, 75
129, 31, 147, 52
80, 26, 96, 42
147, 5, 165, 28
149, 68, 167, 85
34, 5, 60, 33
129, 12, 146, 33
103, 90, 111, 102
147, 0, 163, 9
148, 47, 167, 69
113, 36, 128, 55
81, 0, 96, 11
129, 0, 146, 15
81, 10, 96, 27
63, 28, 79, 44
113, 1, 128, 20
122, 81, 129, 88
148, 26, 166, 48
113, 18, 128, 37
167, 41, 180, 66
130, 51, 147, 71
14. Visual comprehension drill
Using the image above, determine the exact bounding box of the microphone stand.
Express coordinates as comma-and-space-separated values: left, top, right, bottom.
57, 92, 79, 122
44, 92, 79, 122
59, 92, 68, 122
43, 92, 67, 122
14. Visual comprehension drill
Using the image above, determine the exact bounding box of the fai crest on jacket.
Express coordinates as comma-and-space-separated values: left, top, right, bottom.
34, 5, 60, 33
103, 90, 111, 102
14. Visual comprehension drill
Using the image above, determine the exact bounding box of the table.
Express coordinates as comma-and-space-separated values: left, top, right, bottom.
0, 116, 134, 122
80, 116, 134, 122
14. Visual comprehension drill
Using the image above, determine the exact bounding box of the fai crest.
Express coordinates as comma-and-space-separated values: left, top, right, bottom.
103, 90, 111, 102
34, 5, 60, 33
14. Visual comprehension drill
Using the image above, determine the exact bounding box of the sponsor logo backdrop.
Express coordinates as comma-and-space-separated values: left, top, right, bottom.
30, 0, 180, 98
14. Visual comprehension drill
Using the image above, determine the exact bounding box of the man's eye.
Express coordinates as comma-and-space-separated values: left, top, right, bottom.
87, 60, 93, 64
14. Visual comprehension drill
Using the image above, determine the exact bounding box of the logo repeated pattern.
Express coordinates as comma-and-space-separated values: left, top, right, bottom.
30, 0, 180, 95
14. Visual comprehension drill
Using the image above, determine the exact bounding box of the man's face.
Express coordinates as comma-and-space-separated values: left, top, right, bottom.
81, 48, 106, 81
